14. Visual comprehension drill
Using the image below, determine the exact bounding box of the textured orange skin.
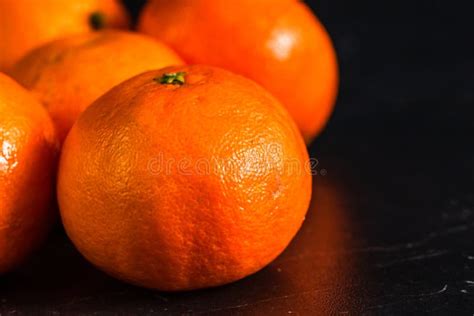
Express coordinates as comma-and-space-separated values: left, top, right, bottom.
0, 0, 129, 73
11, 31, 184, 143
138, 0, 338, 143
58, 65, 312, 291
0, 73, 59, 274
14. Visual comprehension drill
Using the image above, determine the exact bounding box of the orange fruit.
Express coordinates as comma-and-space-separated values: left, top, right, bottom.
11, 30, 184, 143
0, 73, 59, 274
138, 0, 338, 143
58, 65, 312, 291
0, 0, 129, 73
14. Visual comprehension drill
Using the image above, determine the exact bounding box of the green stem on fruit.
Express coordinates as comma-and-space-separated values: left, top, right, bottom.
154, 72, 186, 85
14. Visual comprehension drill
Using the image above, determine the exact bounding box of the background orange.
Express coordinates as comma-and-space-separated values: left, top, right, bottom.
0, 0, 129, 73
138, 0, 338, 143
12, 30, 183, 143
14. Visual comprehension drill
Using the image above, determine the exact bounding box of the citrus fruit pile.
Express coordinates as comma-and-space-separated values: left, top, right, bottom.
0, 0, 337, 291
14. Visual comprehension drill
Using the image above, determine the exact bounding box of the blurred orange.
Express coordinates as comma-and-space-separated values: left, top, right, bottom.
0, 0, 129, 73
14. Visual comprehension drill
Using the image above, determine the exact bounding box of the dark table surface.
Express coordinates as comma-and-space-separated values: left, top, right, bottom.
1, 0, 474, 315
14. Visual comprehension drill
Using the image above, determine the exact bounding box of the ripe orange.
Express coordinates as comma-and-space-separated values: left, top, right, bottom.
11, 31, 184, 143
138, 0, 338, 143
58, 65, 312, 291
0, 73, 59, 274
0, 0, 129, 73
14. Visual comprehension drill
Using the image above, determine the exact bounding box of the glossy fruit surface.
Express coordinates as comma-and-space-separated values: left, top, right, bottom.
12, 31, 183, 142
138, 0, 338, 142
0, 73, 58, 274
0, 0, 129, 73
58, 65, 312, 291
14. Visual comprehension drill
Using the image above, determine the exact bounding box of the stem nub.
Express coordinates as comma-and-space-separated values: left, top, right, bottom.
89, 12, 106, 30
154, 72, 186, 85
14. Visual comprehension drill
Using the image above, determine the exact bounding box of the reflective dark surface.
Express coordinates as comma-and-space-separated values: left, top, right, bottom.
1, 110, 473, 314
1, 0, 474, 314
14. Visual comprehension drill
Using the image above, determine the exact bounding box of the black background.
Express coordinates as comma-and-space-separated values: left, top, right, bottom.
1, 0, 474, 314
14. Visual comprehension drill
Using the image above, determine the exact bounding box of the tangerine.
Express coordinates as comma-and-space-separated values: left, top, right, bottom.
138, 0, 338, 142
0, 0, 129, 72
58, 65, 312, 290
0, 73, 58, 274
12, 31, 184, 142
